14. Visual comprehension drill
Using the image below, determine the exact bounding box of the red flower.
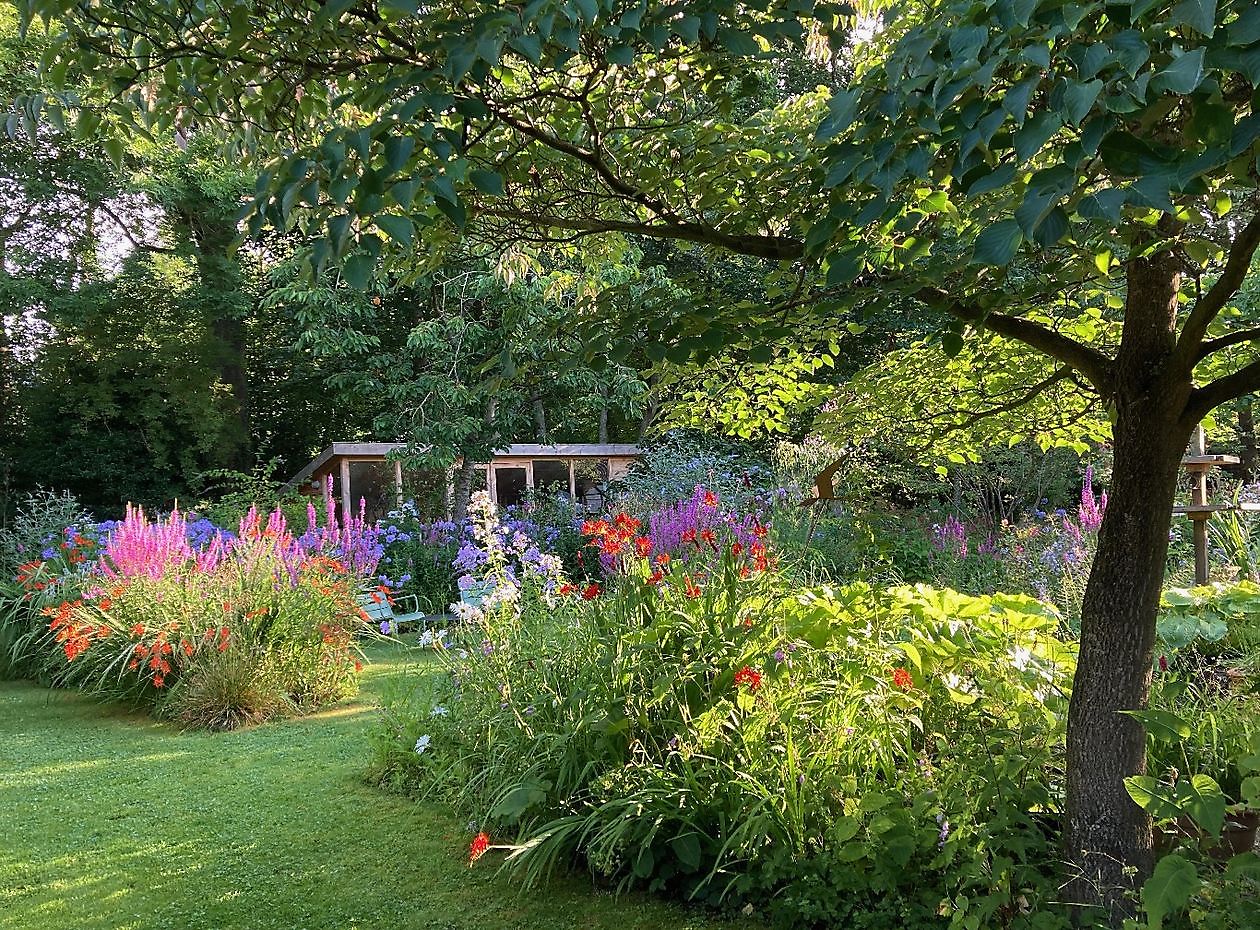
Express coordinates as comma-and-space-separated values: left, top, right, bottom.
699, 528, 716, 548
683, 575, 702, 599
655, 553, 671, 566
557, 583, 576, 596
582, 583, 601, 600
153, 675, 165, 688
1158, 655, 1168, 672
731, 542, 744, 557
703, 491, 718, 508
634, 536, 652, 558
614, 512, 641, 534
892, 667, 914, 690
681, 529, 697, 544
469, 832, 491, 865
734, 666, 762, 691
646, 571, 664, 586
752, 524, 769, 539
130, 623, 146, 637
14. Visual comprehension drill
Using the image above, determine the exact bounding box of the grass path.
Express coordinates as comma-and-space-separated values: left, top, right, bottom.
0, 644, 735, 930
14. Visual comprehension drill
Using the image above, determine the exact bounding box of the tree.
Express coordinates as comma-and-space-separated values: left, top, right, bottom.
273, 254, 645, 520
17, 0, 1260, 920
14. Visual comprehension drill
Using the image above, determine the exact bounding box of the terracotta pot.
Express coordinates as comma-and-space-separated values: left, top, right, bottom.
1157, 810, 1260, 860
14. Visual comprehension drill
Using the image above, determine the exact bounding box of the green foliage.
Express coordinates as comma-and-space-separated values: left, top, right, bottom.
375, 548, 1076, 927
616, 431, 779, 516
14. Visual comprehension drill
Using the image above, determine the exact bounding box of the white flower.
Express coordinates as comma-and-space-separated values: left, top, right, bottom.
414, 734, 431, 755
430, 705, 449, 717
1010, 646, 1034, 670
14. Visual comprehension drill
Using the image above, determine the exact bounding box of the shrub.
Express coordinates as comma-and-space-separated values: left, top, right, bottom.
374, 492, 1075, 929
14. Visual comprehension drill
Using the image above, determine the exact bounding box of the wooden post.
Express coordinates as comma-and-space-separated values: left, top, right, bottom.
340, 458, 352, 521
394, 460, 404, 507
1191, 426, 1210, 585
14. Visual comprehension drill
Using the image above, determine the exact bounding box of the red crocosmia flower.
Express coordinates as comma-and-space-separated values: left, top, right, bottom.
731, 542, 744, 557
557, 583, 576, 596
683, 576, 702, 599
734, 666, 762, 691
582, 583, 601, 600
614, 512, 641, 533
153, 675, 165, 688
752, 524, 769, 539
98, 598, 113, 612
130, 624, 145, 637
681, 529, 697, 545
892, 668, 914, 690
647, 571, 664, 586
469, 832, 491, 865
655, 553, 671, 566
634, 536, 652, 558
703, 491, 718, 508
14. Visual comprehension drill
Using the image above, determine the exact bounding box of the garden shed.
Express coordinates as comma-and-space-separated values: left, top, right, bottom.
285, 442, 641, 521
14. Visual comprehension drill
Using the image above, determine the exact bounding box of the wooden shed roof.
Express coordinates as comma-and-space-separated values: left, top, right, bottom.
285, 442, 641, 491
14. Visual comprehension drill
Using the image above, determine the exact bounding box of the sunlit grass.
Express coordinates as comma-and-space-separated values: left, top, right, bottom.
0, 643, 740, 930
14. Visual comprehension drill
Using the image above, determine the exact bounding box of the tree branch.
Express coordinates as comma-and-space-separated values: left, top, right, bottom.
476, 207, 804, 260
1196, 326, 1260, 362
1187, 359, 1260, 422
915, 287, 1114, 392
1175, 208, 1260, 368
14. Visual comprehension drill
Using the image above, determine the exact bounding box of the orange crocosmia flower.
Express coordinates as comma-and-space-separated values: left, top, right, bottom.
131, 623, 145, 637
892, 668, 914, 690
469, 832, 491, 865
655, 553, 671, 566
153, 675, 165, 688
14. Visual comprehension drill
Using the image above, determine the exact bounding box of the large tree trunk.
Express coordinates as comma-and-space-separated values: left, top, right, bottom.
1065, 248, 1194, 922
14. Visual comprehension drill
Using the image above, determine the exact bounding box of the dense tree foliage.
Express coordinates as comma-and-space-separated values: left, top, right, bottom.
10, 0, 1260, 920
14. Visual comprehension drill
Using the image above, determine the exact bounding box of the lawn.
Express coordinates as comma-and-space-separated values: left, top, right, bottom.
0, 643, 736, 930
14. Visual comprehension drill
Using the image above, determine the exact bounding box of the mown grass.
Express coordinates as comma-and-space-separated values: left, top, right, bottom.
0, 643, 740, 930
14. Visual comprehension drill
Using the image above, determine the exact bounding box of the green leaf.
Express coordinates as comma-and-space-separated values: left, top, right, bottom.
381, 0, 420, 13
942, 331, 964, 357
670, 831, 702, 871
1170, 0, 1216, 37
1142, 854, 1200, 930
1123, 708, 1191, 742
971, 219, 1023, 265
1152, 47, 1206, 96
469, 169, 505, 196
342, 252, 375, 290
1179, 774, 1226, 837
101, 135, 125, 168
1058, 79, 1103, 127
1124, 776, 1182, 821
508, 33, 543, 65
383, 136, 414, 174
375, 214, 414, 246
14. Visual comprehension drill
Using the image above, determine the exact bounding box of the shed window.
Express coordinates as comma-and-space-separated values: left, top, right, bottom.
533, 460, 570, 496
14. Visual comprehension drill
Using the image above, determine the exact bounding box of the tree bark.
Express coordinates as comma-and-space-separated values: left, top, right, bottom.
598, 382, 610, 444
450, 455, 477, 524
1238, 399, 1257, 480
1065, 248, 1194, 922
531, 391, 547, 440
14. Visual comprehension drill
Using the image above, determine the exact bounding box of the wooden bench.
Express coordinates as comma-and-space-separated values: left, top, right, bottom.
358, 590, 427, 634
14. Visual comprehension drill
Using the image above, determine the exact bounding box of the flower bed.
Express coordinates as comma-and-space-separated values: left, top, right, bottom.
371, 491, 1077, 928
2, 497, 381, 729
